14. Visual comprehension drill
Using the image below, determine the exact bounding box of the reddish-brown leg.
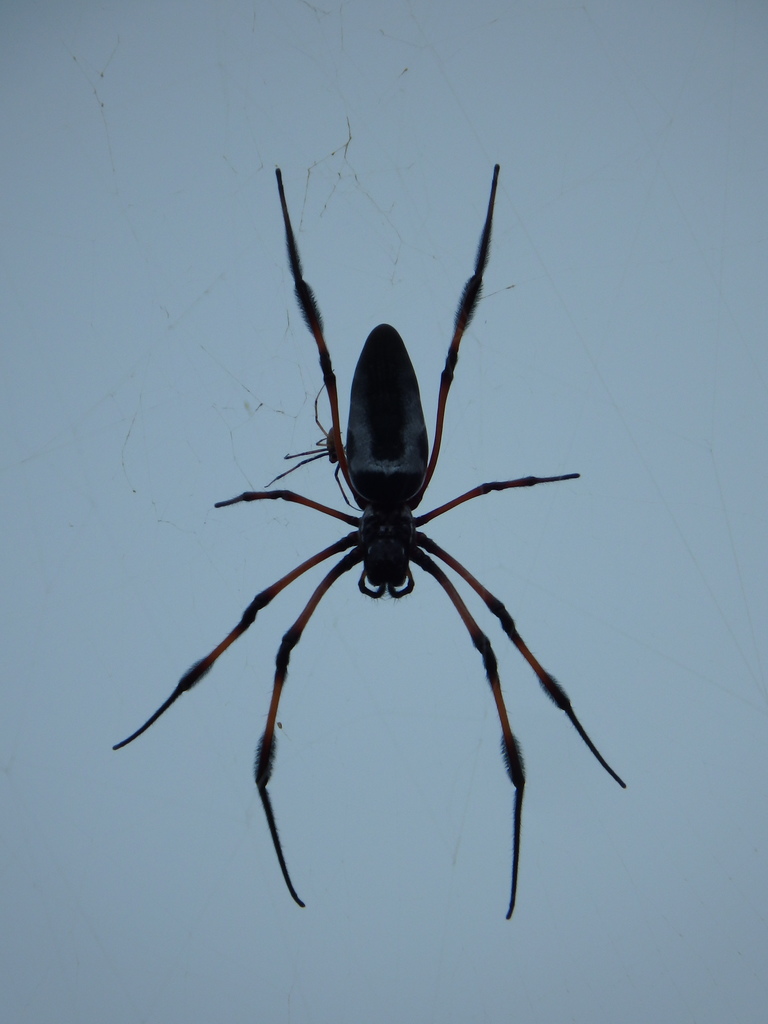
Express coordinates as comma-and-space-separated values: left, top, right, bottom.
215, 487, 358, 526
414, 473, 579, 527
113, 532, 359, 750
275, 169, 357, 498
416, 533, 626, 790
413, 165, 500, 507
410, 546, 524, 919
255, 547, 364, 907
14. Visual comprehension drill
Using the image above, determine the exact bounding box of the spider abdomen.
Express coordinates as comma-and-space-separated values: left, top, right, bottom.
346, 324, 429, 504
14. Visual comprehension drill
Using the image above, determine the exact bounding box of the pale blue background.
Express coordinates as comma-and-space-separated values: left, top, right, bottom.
3, 1, 767, 1021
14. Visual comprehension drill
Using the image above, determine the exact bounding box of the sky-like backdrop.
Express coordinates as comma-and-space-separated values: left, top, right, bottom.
3, 2, 767, 1021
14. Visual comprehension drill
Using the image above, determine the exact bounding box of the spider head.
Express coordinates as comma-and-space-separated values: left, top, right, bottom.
358, 504, 415, 598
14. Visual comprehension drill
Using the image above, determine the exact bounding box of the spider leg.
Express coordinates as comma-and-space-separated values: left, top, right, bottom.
414, 164, 500, 505
410, 546, 524, 920
310, 383, 339, 466
113, 533, 359, 750
275, 168, 355, 495
265, 452, 334, 488
255, 546, 364, 908
414, 473, 580, 527
214, 487, 358, 527
265, 385, 342, 488
416, 533, 626, 789
262, 462, 355, 510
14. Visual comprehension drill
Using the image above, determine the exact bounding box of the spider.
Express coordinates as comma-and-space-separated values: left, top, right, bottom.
114, 165, 625, 918
264, 385, 347, 501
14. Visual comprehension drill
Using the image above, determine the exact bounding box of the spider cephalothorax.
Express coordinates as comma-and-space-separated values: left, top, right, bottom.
357, 502, 416, 597
115, 165, 625, 918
